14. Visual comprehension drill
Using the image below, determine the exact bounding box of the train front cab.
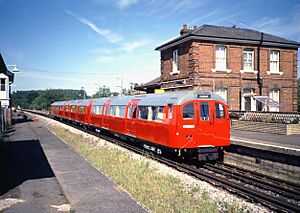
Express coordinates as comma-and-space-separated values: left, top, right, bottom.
177, 99, 230, 161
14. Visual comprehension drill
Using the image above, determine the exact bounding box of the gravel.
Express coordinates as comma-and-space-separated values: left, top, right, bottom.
35, 114, 270, 212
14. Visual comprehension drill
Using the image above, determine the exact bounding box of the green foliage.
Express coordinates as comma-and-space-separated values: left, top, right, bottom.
92, 85, 112, 98
50, 125, 226, 213
11, 89, 88, 110
92, 85, 120, 98
122, 82, 139, 96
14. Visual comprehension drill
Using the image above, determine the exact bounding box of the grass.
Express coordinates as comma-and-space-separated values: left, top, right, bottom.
48, 125, 239, 212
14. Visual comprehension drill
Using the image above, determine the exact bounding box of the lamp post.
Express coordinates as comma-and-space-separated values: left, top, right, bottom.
95, 83, 101, 98
6, 64, 20, 126
116, 77, 123, 96
80, 86, 86, 99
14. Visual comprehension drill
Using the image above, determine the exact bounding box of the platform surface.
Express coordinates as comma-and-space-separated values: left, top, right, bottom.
1, 116, 145, 213
231, 129, 300, 155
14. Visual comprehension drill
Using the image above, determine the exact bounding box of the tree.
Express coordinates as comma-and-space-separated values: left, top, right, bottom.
11, 89, 88, 110
121, 82, 139, 96
92, 85, 112, 98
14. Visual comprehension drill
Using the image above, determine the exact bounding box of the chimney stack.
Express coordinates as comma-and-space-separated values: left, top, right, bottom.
180, 24, 190, 35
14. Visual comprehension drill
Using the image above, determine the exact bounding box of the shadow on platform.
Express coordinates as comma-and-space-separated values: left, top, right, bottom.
0, 139, 54, 196
12, 113, 33, 124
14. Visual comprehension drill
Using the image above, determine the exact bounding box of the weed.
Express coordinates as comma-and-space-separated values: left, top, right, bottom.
49, 124, 240, 212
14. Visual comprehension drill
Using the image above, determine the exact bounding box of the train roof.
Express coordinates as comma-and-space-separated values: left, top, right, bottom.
51, 90, 226, 107
93, 97, 109, 105
136, 90, 226, 106
51, 101, 66, 106
67, 100, 81, 105
77, 99, 93, 106
110, 96, 132, 106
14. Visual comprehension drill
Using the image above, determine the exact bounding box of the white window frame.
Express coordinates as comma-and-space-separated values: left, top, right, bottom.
171, 49, 180, 75
212, 46, 231, 73
269, 89, 280, 112
240, 49, 258, 74
267, 50, 283, 75
241, 89, 256, 111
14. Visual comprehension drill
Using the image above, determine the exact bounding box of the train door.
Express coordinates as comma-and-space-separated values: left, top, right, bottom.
86, 100, 94, 125
213, 101, 230, 145
103, 100, 111, 129
197, 101, 214, 145
180, 101, 197, 147
128, 100, 139, 137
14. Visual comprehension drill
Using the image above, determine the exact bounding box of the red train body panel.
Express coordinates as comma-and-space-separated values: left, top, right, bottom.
50, 90, 230, 161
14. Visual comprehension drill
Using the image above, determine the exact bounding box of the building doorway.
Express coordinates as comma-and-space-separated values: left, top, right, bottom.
269, 89, 280, 112
241, 89, 256, 111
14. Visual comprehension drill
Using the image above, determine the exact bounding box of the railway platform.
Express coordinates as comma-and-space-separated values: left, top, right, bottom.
231, 129, 300, 155
229, 129, 300, 169
0, 113, 145, 212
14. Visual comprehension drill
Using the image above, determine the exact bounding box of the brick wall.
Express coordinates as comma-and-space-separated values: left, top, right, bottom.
160, 41, 298, 112
231, 120, 300, 135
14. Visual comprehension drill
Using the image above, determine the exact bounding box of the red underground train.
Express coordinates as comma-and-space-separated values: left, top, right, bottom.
50, 90, 230, 162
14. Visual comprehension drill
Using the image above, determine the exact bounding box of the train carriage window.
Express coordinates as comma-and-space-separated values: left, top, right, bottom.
215, 103, 225, 119
132, 106, 137, 118
112, 106, 121, 117
168, 104, 173, 119
138, 106, 148, 120
78, 106, 84, 114
127, 106, 132, 118
119, 106, 126, 117
65, 106, 69, 112
153, 106, 164, 122
110, 106, 117, 116
60, 106, 63, 110
200, 102, 210, 120
92, 105, 102, 114
183, 103, 194, 119
71, 105, 76, 112
147, 106, 153, 121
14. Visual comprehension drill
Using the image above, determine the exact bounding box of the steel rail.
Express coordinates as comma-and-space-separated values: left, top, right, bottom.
24, 110, 300, 212
204, 163, 300, 200
217, 163, 300, 190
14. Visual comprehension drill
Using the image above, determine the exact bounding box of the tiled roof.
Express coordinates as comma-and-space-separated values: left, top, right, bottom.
155, 24, 300, 50
0, 54, 14, 83
135, 77, 161, 91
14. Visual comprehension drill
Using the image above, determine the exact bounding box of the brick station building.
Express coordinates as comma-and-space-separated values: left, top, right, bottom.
138, 24, 299, 112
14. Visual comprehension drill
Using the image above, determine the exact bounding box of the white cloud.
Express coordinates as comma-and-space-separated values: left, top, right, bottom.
251, 4, 300, 41
117, 0, 138, 8
122, 40, 150, 53
253, 17, 281, 30
65, 9, 123, 43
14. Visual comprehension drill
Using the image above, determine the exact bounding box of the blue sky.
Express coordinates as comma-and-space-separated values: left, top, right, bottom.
0, 0, 299, 95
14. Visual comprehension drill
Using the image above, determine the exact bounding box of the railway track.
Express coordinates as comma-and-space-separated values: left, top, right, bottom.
24, 110, 300, 212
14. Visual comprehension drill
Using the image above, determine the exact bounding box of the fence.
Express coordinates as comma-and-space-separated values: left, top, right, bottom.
229, 110, 300, 124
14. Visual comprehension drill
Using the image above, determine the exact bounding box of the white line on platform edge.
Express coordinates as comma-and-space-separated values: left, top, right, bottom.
230, 137, 300, 152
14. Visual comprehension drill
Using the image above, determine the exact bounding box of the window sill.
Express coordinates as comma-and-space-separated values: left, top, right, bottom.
267, 71, 283, 75
170, 70, 180, 75
240, 70, 258, 74
211, 68, 231, 73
